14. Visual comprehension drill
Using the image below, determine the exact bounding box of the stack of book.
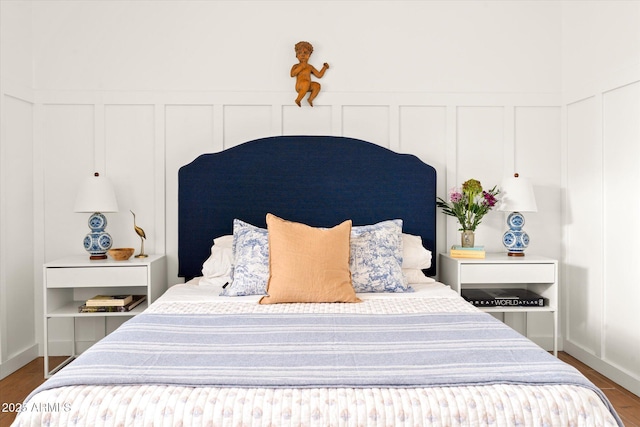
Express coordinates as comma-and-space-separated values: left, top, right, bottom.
78, 294, 147, 313
461, 288, 547, 307
449, 245, 486, 259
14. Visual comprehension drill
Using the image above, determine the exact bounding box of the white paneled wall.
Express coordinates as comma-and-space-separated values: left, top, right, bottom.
0, 94, 38, 377
602, 82, 640, 374
564, 79, 640, 394
565, 97, 603, 352
33, 94, 562, 353
515, 107, 562, 260
41, 104, 95, 262
562, 1, 640, 396
105, 104, 162, 253
283, 105, 332, 136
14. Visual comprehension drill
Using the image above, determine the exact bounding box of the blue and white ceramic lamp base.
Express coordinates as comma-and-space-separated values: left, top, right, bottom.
83, 212, 113, 260
502, 211, 529, 256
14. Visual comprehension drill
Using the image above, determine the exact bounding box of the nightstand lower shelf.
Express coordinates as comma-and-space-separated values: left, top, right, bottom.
476, 306, 556, 313
48, 301, 147, 317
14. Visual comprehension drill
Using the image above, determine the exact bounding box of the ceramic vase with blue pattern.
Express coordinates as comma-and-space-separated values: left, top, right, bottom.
502, 211, 529, 256
83, 212, 113, 259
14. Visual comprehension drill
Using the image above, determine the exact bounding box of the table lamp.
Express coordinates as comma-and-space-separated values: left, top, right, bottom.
498, 173, 537, 256
74, 172, 119, 259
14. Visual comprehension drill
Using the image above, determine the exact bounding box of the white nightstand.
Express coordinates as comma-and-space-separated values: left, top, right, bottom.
43, 254, 167, 377
439, 253, 558, 356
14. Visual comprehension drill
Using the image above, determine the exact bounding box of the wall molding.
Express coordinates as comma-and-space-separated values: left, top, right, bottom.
563, 61, 640, 105
34, 89, 561, 107
1, 82, 35, 104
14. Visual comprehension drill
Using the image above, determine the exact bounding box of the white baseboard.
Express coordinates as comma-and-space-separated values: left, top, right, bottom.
0, 344, 39, 380
564, 340, 640, 397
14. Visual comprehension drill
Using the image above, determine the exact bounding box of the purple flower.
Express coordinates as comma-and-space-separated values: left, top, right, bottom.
482, 191, 497, 207
450, 190, 463, 203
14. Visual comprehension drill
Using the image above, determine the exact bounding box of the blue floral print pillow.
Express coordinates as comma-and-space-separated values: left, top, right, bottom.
219, 219, 269, 296
350, 219, 411, 292
219, 218, 410, 296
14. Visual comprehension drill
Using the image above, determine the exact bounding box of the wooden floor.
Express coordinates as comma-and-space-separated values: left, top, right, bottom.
0, 357, 68, 427
557, 352, 640, 427
1, 353, 638, 427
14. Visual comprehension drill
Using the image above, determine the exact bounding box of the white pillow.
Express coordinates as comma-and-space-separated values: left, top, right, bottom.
402, 233, 432, 270
403, 268, 436, 284
201, 235, 234, 279
214, 235, 234, 248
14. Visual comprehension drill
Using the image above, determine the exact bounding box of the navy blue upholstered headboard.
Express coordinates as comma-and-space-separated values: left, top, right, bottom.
178, 135, 437, 280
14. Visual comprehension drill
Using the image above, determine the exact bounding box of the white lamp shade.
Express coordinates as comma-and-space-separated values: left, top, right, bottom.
74, 173, 119, 213
498, 174, 537, 213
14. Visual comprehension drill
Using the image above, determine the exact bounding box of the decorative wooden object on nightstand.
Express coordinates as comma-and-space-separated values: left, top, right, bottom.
43, 254, 166, 377
439, 253, 558, 356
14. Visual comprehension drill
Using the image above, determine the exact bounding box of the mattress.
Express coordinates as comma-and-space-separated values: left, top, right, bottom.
13, 280, 621, 427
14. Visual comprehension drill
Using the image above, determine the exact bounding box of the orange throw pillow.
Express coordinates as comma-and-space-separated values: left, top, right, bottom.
259, 213, 361, 304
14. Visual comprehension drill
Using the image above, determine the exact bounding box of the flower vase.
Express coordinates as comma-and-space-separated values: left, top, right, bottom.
461, 230, 475, 248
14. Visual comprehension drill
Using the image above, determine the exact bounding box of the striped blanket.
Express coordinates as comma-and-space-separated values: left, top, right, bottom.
28, 311, 615, 418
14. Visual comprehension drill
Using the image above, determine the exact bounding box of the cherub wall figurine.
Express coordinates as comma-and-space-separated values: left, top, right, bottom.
291, 41, 329, 107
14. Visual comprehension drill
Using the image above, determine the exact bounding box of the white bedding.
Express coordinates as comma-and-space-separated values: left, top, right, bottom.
152, 279, 469, 309
13, 280, 619, 427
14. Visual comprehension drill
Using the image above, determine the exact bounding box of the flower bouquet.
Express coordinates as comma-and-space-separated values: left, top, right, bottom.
436, 179, 500, 246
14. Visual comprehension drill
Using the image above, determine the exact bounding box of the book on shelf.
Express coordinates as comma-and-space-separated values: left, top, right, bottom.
85, 294, 133, 307
450, 245, 486, 259
451, 245, 484, 251
79, 295, 147, 313
461, 288, 547, 307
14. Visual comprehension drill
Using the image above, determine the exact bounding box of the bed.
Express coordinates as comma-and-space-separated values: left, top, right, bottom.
14, 135, 621, 426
